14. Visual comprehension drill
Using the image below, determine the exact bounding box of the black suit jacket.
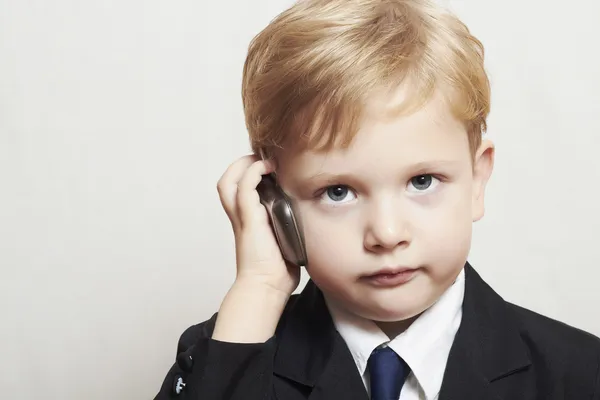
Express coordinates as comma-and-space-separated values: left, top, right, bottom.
155, 264, 600, 399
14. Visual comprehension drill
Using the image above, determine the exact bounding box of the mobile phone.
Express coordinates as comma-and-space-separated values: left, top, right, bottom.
256, 174, 308, 267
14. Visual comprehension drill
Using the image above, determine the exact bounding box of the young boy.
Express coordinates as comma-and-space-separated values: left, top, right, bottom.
155, 0, 600, 399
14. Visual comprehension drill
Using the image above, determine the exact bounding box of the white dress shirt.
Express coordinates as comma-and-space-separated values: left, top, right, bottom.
324, 268, 465, 400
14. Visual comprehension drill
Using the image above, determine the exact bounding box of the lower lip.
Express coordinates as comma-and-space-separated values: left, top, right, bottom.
363, 269, 417, 287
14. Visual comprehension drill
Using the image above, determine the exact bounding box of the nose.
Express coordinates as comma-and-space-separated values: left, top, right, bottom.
363, 198, 411, 252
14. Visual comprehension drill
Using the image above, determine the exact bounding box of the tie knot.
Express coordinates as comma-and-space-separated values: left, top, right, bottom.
368, 347, 410, 400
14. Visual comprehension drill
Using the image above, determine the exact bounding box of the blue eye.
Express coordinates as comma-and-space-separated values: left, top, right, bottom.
320, 185, 356, 204
327, 186, 348, 201
407, 174, 440, 193
411, 175, 432, 190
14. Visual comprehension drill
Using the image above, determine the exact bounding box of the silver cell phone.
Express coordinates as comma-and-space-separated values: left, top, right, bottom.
256, 174, 308, 267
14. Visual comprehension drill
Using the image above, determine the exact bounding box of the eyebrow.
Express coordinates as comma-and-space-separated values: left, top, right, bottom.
407, 160, 462, 173
309, 160, 460, 178
293, 159, 462, 189
303, 172, 356, 186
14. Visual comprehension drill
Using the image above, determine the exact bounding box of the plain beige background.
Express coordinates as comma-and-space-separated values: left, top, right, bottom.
1, 0, 599, 399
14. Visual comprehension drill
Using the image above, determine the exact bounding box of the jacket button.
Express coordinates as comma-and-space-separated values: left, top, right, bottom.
176, 346, 194, 372
172, 375, 186, 395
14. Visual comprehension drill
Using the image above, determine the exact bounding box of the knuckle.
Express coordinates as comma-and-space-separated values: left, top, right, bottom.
216, 176, 230, 194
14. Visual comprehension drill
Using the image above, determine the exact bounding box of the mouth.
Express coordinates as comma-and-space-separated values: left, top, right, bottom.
361, 267, 418, 287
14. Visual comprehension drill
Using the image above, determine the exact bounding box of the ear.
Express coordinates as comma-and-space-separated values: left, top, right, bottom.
472, 139, 495, 222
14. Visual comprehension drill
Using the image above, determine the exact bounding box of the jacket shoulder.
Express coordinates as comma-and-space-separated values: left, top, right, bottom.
509, 302, 600, 350
508, 302, 600, 381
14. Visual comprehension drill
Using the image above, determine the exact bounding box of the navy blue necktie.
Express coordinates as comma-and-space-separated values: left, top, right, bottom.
368, 347, 410, 400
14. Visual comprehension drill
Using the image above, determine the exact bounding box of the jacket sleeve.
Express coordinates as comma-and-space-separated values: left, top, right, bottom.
153, 313, 277, 400
594, 349, 600, 400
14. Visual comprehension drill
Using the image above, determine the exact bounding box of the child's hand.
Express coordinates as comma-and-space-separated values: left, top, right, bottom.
212, 155, 300, 343
217, 154, 301, 296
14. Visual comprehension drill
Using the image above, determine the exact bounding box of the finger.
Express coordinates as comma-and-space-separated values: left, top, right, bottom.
236, 159, 276, 226
217, 155, 259, 227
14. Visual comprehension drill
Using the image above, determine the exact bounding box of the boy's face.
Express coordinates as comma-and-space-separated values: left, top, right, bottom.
275, 88, 494, 325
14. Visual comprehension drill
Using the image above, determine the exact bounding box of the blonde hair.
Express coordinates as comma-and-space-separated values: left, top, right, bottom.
242, 0, 490, 159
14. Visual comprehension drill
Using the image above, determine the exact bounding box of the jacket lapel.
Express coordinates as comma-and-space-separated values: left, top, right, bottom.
439, 263, 532, 400
308, 333, 370, 400
272, 281, 368, 400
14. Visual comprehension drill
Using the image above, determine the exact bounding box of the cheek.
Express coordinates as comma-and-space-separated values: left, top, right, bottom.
418, 188, 473, 261
300, 208, 360, 277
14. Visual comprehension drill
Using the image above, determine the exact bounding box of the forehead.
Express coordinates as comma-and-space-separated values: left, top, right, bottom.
276, 90, 470, 179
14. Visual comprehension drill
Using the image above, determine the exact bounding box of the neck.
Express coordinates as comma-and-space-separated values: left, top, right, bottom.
375, 313, 421, 339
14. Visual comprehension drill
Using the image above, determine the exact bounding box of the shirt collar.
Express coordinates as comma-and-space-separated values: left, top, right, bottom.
325, 268, 465, 400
